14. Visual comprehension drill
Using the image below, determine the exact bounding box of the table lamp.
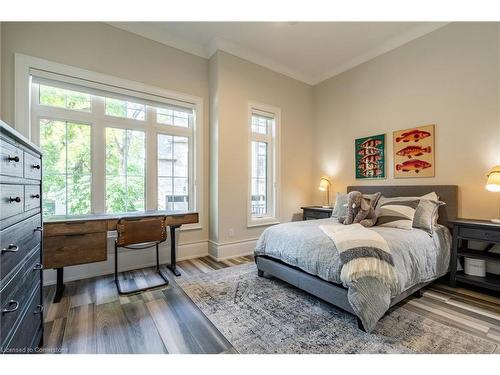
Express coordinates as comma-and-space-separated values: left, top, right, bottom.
318, 177, 332, 208
486, 166, 500, 223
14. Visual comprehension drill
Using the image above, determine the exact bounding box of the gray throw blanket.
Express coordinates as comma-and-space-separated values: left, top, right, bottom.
320, 223, 397, 332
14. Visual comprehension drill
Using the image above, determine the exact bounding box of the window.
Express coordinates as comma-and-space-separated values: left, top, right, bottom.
105, 128, 146, 213
31, 74, 199, 220
39, 119, 91, 216
248, 103, 280, 226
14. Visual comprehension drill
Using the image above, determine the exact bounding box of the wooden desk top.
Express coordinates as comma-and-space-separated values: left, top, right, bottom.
44, 210, 198, 224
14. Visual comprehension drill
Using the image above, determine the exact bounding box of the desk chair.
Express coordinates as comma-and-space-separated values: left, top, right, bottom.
114, 216, 169, 295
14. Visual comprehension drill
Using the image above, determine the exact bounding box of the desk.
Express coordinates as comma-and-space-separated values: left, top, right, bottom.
43, 211, 198, 302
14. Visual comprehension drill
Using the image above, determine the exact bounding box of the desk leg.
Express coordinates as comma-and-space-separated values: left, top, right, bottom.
53, 268, 65, 303
167, 225, 181, 276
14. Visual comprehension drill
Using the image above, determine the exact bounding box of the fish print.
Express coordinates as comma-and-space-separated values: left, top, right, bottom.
396, 159, 432, 173
360, 138, 383, 148
395, 129, 431, 143
357, 146, 381, 157
360, 154, 382, 163
360, 168, 383, 178
396, 145, 432, 159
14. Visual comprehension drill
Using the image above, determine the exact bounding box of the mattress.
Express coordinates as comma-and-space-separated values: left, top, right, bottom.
254, 218, 452, 298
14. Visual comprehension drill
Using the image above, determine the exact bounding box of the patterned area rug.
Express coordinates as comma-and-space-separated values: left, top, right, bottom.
177, 263, 497, 354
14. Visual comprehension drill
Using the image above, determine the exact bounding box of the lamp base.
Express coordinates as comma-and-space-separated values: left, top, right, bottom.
490, 219, 500, 224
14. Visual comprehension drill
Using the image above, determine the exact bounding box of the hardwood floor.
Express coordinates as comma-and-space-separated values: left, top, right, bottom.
42, 256, 253, 354
41, 255, 500, 354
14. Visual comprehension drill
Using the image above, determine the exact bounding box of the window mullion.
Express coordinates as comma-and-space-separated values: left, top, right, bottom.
146, 106, 157, 210
92, 96, 106, 214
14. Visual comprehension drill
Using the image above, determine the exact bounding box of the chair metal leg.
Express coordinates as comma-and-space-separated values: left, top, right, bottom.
115, 242, 169, 295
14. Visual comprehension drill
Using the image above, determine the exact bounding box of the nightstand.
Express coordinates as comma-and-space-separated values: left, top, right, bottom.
301, 206, 333, 220
449, 219, 500, 292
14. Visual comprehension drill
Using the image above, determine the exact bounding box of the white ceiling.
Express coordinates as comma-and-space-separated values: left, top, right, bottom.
109, 22, 448, 85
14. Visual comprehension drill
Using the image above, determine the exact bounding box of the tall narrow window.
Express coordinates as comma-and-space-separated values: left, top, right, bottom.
105, 128, 146, 213
248, 104, 280, 226
39, 119, 91, 216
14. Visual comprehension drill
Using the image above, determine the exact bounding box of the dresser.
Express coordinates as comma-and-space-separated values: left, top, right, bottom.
0, 121, 43, 354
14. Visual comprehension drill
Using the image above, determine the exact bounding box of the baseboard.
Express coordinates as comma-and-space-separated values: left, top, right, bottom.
42, 240, 209, 286
208, 238, 257, 261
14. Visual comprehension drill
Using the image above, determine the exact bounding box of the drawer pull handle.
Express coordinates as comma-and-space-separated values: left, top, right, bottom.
33, 263, 43, 271
34, 226, 43, 232
2, 300, 19, 314
34, 305, 44, 314
7, 155, 20, 162
31, 194, 40, 199
9, 196, 21, 203
32, 164, 41, 170
1, 244, 19, 253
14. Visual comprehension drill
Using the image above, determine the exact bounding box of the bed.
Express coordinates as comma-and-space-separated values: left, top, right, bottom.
254, 185, 458, 332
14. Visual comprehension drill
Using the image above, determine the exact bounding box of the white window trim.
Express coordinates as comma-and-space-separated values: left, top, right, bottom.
247, 101, 281, 228
16, 53, 204, 231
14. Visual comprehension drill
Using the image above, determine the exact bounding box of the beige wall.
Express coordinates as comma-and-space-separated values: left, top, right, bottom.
1, 22, 210, 246
211, 51, 314, 247
313, 23, 500, 220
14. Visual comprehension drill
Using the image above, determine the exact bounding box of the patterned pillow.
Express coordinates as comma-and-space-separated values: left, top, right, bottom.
331, 192, 348, 218
375, 197, 421, 230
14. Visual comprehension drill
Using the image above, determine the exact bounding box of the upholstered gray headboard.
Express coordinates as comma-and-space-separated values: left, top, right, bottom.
347, 185, 458, 228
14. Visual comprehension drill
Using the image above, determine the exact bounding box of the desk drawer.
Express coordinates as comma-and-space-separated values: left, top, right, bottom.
24, 185, 41, 212
0, 139, 23, 178
1, 215, 41, 283
458, 227, 500, 242
0, 185, 24, 220
23, 153, 41, 181
44, 232, 107, 268
44, 220, 107, 236
166, 213, 199, 227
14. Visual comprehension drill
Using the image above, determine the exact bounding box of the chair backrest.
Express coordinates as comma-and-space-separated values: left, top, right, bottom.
116, 216, 167, 247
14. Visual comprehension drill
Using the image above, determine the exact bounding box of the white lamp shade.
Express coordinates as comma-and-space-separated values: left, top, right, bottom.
486, 166, 500, 192
318, 178, 330, 191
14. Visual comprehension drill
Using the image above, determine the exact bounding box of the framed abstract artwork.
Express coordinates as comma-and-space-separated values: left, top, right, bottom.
393, 124, 435, 178
355, 134, 386, 179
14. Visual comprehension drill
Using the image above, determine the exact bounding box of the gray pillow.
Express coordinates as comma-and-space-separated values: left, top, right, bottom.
363, 192, 381, 208
331, 192, 348, 218
413, 199, 445, 235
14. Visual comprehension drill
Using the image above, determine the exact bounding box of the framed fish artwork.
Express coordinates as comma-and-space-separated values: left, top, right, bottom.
393, 124, 435, 178
355, 134, 386, 179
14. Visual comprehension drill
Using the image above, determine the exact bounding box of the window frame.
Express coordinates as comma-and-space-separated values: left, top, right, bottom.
247, 101, 281, 227
19, 54, 203, 230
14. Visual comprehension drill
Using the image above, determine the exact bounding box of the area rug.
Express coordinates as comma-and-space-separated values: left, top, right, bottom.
176, 263, 498, 354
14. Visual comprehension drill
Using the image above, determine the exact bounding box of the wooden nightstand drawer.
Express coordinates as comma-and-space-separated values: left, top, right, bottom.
301, 206, 333, 220
458, 227, 500, 242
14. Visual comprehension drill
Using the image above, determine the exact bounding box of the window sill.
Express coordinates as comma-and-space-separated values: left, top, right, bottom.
247, 218, 280, 228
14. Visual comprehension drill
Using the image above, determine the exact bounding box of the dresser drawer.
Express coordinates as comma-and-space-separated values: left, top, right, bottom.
458, 227, 500, 242
0, 258, 41, 348
24, 152, 42, 181
44, 220, 107, 236
0, 185, 24, 220
23, 246, 43, 295
44, 232, 107, 268
0, 139, 24, 178
3, 285, 42, 353
1, 215, 42, 283
24, 185, 41, 212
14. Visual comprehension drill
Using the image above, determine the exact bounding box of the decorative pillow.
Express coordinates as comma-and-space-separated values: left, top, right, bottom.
375, 196, 421, 230
363, 192, 382, 208
413, 199, 445, 235
331, 192, 348, 218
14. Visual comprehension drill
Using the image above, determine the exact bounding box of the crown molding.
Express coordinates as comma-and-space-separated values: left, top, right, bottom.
106, 22, 449, 86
